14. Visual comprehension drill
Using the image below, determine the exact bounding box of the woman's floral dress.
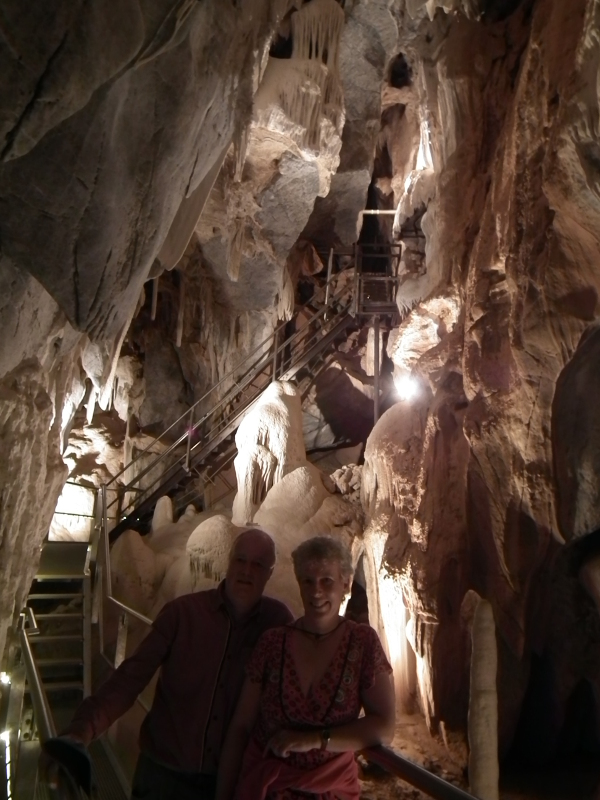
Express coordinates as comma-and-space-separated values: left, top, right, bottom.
244, 620, 392, 799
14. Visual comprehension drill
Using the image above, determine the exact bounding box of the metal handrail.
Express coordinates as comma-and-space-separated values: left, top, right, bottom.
106, 280, 354, 522
104, 269, 349, 493
364, 746, 476, 800
19, 626, 56, 744
102, 486, 153, 628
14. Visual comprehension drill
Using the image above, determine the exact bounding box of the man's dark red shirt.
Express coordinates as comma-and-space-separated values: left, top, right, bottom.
68, 584, 292, 773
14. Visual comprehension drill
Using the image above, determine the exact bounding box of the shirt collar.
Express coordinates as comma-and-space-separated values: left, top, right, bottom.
215, 580, 263, 623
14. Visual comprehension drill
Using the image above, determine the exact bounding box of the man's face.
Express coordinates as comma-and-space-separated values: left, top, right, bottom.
225, 531, 275, 613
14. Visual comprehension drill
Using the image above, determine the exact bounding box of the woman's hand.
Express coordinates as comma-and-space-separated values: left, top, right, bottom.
265, 729, 321, 758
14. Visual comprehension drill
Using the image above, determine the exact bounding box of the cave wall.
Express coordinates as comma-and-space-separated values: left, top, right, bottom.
362, 0, 600, 753
0, 0, 293, 658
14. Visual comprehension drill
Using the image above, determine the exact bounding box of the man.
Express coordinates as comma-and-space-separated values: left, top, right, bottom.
59, 527, 292, 799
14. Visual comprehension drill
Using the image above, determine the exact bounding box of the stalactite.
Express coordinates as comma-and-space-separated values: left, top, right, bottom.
86, 387, 96, 425
123, 415, 132, 477
233, 125, 249, 183
151, 276, 159, 321
227, 218, 246, 281
176, 271, 185, 347
258, 0, 345, 149
276, 264, 295, 321
291, 0, 344, 72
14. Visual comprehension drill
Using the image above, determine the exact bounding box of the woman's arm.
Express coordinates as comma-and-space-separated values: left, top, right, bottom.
266, 671, 395, 757
215, 677, 262, 800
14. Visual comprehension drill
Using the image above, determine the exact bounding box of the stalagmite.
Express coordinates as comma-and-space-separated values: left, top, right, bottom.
186, 515, 238, 587
152, 496, 174, 532
468, 598, 499, 800
85, 386, 96, 426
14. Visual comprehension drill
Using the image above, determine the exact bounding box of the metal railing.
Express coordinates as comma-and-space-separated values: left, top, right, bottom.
364, 746, 476, 800
91, 496, 478, 800
100, 268, 356, 540
94, 544, 476, 800
18, 609, 56, 743
13, 608, 88, 799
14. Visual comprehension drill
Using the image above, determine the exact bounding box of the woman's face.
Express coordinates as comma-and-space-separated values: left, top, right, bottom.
297, 558, 350, 624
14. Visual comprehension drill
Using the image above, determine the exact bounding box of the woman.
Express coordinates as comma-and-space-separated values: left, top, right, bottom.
216, 536, 395, 800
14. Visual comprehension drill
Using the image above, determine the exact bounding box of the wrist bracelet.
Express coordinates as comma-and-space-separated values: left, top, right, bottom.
320, 728, 331, 751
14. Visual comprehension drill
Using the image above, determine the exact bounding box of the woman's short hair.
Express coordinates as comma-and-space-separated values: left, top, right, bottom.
292, 536, 354, 580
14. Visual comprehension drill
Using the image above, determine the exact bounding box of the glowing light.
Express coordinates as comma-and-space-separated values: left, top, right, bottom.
1, 730, 11, 799
0, 673, 10, 686
394, 374, 419, 401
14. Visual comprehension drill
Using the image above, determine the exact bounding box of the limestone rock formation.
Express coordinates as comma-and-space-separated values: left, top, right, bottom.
358, 0, 600, 757
232, 381, 307, 525
0, 363, 67, 651
4, 0, 600, 780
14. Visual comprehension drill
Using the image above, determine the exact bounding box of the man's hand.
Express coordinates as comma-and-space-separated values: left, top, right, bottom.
38, 734, 88, 791
264, 729, 321, 758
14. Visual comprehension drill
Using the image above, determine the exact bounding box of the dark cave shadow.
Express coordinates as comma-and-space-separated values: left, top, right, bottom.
313, 367, 374, 445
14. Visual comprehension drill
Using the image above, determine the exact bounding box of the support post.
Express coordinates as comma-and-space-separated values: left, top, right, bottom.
272, 328, 279, 383
324, 248, 334, 317
83, 571, 92, 697
184, 406, 194, 473
115, 614, 129, 669
373, 316, 380, 425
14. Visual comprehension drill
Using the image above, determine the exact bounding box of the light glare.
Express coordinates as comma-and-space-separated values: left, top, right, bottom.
0, 673, 10, 685
0, 731, 9, 744
395, 374, 419, 401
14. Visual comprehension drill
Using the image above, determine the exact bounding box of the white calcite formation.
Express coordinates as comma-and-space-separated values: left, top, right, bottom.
111, 380, 363, 618
4, 0, 600, 776
232, 381, 307, 525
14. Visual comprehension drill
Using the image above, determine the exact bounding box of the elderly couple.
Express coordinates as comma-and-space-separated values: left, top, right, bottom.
60, 529, 395, 799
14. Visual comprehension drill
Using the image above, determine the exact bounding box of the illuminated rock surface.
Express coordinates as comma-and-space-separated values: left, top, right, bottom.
2, 0, 600, 787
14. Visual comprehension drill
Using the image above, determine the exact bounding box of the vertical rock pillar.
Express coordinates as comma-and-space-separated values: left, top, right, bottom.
468, 599, 499, 800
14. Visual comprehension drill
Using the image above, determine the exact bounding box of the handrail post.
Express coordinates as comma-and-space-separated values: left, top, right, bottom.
184, 406, 194, 473
103, 484, 112, 594
116, 485, 123, 527
114, 614, 129, 669
19, 615, 55, 743
324, 247, 334, 319
272, 328, 279, 383
373, 315, 380, 425
352, 244, 360, 317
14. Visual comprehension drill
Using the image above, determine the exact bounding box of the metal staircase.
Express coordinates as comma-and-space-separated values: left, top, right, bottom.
1, 541, 129, 800
98, 244, 404, 542
103, 269, 357, 540
26, 543, 92, 701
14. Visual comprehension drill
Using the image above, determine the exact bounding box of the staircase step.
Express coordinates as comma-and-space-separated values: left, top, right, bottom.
28, 593, 82, 601
28, 634, 82, 643
26, 681, 83, 692
37, 658, 84, 667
